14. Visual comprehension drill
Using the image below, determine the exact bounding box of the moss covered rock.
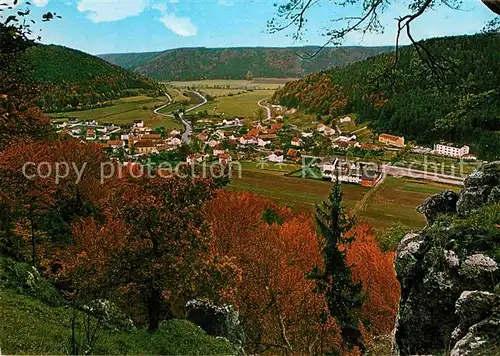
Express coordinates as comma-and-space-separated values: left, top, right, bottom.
393, 162, 500, 355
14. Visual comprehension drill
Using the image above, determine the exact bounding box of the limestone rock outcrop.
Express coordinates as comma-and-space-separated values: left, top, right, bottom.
186, 299, 245, 354
393, 162, 500, 355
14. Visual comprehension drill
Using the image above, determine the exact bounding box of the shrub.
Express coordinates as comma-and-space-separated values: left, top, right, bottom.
376, 222, 408, 252
0, 257, 62, 306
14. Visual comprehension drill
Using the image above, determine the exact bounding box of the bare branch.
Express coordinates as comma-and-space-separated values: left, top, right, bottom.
297, 0, 385, 60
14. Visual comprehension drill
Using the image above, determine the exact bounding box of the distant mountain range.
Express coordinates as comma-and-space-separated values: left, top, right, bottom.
98, 46, 394, 81
21, 44, 161, 112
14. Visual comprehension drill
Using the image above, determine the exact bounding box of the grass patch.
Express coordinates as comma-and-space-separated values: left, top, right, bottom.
401, 185, 445, 195
230, 171, 460, 231
283, 114, 318, 131
239, 161, 301, 174
0, 259, 233, 355
228, 169, 367, 211
358, 177, 459, 231
209, 90, 275, 118
200, 88, 247, 97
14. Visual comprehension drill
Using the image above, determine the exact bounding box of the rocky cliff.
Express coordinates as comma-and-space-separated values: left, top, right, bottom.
393, 162, 500, 355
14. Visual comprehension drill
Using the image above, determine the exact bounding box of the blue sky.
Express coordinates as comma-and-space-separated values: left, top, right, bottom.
3, 0, 497, 55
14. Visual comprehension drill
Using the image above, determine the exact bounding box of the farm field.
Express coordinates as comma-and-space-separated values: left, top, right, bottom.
199, 88, 248, 98
357, 177, 460, 231
166, 78, 295, 90
48, 96, 182, 130
165, 86, 190, 102
228, 169, 368, 211
238, 161, 301, 174
228, 167, 459, 232
282, 114, 318, 131
208, 90, 275, 118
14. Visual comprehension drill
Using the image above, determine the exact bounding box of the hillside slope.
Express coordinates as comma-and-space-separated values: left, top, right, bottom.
0, 258, 233, 355
21, 45, 161, 112
99, 46, 393, 81
273, 34, 500, 160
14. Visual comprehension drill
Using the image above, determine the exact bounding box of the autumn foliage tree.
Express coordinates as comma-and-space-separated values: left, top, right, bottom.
0, 140, 55, 263
0, 5, 57, 151
205, 190, 400, 354
204, 191, 335, 353
0, 139, 111, 263
346, 225, 401, 336
51, 165, 238, 332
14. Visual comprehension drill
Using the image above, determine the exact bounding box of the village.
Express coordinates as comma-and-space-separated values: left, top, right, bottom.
54, 102, 480, 189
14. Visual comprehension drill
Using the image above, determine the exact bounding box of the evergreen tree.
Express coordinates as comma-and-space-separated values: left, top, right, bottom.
309, 178, 365, 352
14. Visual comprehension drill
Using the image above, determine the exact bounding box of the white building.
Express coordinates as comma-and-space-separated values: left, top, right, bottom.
257, 138, 270, 147
169, 129, 181, 137
267, 153, 284, 163
187, 154, 204, 165
324, 127, 336, 136
215, 130, 226, 139
433, 143, 470, 158
213, 146, 225, 156
332, 135, 357, 143
291, 137, 303, 147
133, 120, 144, 129
320, 158, 363, 184
208, 139, 221, 148
239, 136, 256, 145
168, 137, 182, 146
340, 116, 352, 124
221, 118, 242, 126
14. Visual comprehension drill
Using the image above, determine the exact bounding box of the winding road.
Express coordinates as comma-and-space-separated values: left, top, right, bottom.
154, 90, 208, 145
257, 99, 272, 120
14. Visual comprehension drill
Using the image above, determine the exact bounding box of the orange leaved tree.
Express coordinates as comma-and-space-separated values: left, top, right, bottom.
346, 225, 401, 336
205, 190, 401, 354
52, 165, 237, 332
204, 191, 341, 353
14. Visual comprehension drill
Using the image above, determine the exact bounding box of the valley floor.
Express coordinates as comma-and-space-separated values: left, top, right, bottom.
48, 96, 182, 130
229, 163, 458, 231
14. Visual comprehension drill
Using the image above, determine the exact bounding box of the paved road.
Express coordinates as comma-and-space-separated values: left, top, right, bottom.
350, 126, 368, 135
153, 92, 173, 114
382, 165, 465, 186
257, 99, 272, 120
180, 90, 208, 144
153, 90, 207, 145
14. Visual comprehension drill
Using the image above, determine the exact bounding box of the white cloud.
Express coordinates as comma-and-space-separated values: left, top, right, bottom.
158, 13, 197, 36
153, 1, 198, 37
33, 0, 49, 7
152, 2, 167, 12
77, 0, 148, 23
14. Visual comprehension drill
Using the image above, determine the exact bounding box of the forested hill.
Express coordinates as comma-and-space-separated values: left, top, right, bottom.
99, 46, 393, 81
273, 33, 500, 160
21, 44, 161, 112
